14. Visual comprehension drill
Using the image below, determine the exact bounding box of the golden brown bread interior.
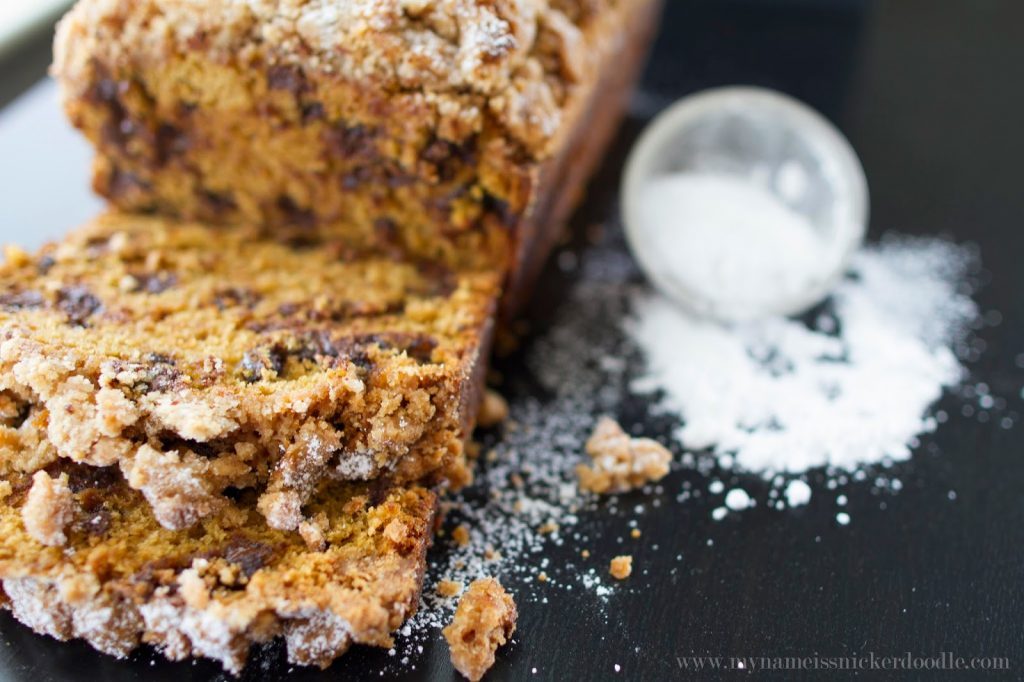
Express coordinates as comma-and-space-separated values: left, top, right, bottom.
0, 212, 498, 531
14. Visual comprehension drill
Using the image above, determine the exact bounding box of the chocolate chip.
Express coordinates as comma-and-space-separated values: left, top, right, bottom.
73, 488, 114, 536
385, 332, 438, 364
0, 394, 30, 428
159, 436, 220, 459
292, 329, 341, 362
276, 195, 315, 230
57, 286, 102, 326
105, 167, 151, 200
201, 190, 237, 215
74, 508, 113, 537
341, 168, 369, 190
334, 299, 404, 320
0, 290, 45, 311
421, 138, 454, 165
223, 535, 276, 577
45, 461, 120, 494
222, 487, 246, 503
128, 271, 177, 294
131, 556, 194, 594
87, 71, 141, 157
482, 192, 517, 228
421, 136, 475, 182
414, 260, 457, 298
267, 65, 308, 95
146, 352, 176, 365
36, 256, 56, 274
89, 77, 121, 106
138, 360, 184, 393
301, 102, 325, 123
386, 169, 417, 189
77, 488, 105, 512
329, 332, 437, 365
374, 217, 399, 244
83, 236, 112, 258
324, 123, 376, 159
213, 287, 261, 311
154, 123, 191, 166
282, 235, 322, 251
239, 344, 287, 383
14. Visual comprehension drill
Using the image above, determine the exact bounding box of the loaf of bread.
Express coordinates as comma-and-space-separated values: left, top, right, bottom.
53, 0, 662, 307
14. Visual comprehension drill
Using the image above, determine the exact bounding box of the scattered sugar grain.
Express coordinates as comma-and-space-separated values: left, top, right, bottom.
784, 480, 812, 507
724, 488, 751, 511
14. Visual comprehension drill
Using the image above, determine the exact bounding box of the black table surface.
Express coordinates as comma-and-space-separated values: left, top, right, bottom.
2, 1, 1023, 680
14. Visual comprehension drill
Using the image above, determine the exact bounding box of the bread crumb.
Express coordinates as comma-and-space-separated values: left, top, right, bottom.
3, 244, 30, 267
22, 471, 74, 547
576, 417, 671, 494
298, 512, 328, 551
610, 555, 633, 580
477, 390, 509, 428
537, 572, 548, 583
452, 524, 471, 547
383, 518, 410, 544
630, 528, 642, 539
443, 578, 517, 681
437, 579, 463, 598
537, 521, 559, 535
581, 549, 591, 558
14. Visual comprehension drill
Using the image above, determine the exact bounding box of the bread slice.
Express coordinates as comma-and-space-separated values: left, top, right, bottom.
0, 212, 497, 531
0, 455, 436, 674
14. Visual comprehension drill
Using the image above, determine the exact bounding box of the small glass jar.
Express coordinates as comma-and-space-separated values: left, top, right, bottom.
622, 86, 869, 321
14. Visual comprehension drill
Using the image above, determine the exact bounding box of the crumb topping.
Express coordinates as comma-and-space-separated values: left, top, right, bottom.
451, 523, 471, 547
436, 579, 463, 598
609, 555, 632, 580
54, 0, 615, 157
443, 577, 517, 681
576, 416, 671, 494
476, 389, 509, 428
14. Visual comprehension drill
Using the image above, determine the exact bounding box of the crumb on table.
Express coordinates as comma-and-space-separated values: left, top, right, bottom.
443, 578, 517, 681
437, 579, 464, 598
477, 390, 510, 428
537, 521, 559, 535
452, 524, 471, 547
610, 555, 633, 580
576, 416, 672, 494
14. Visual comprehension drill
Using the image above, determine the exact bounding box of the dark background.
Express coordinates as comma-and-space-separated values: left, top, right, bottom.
1, 1, 1023, 679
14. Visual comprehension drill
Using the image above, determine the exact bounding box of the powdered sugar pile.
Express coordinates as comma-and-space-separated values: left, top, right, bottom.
628, 236, 980, 476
